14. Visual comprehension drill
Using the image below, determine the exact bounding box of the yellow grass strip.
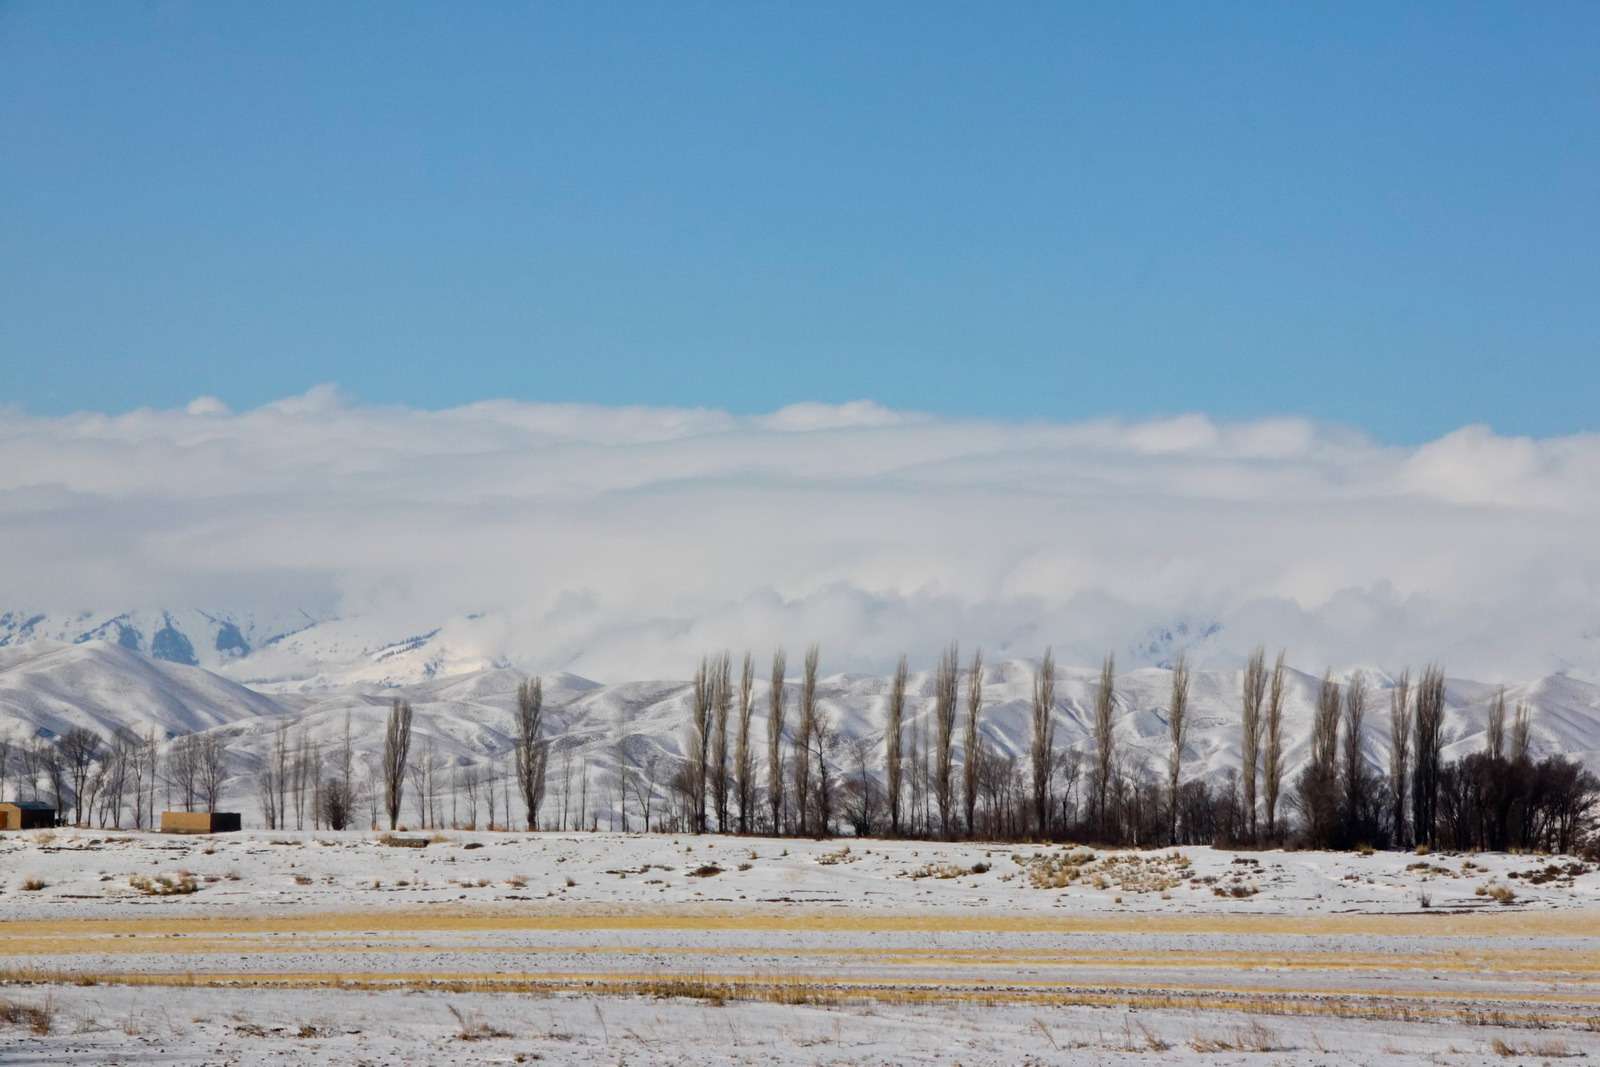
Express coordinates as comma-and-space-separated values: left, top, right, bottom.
4, 936, 1599, 980
5, 905, 1599, 940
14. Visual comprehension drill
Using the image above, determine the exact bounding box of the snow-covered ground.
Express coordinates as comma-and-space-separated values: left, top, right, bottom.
6, 982, 1598, 1065
3, 829, 1598, 919
3, 831, 1598, 1063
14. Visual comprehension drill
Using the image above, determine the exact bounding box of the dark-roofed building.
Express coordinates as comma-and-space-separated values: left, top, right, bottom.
0, 801, 56, 830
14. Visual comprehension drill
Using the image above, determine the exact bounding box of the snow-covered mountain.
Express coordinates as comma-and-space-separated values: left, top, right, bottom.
1, 606, 1240, 692
0, 607, 525, 689
0, 608, 325, 672
3, 639, 1597, 826
0, 640, 286, 742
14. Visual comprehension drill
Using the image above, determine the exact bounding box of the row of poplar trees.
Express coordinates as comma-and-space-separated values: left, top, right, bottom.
683, 644, 1596, 852
683, 643, 1128, 841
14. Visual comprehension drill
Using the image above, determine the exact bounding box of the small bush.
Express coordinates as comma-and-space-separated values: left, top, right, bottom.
129, 873, 199, 896
377, 833, 429, 849
1483, 882, 1517, 905
0, 997, 54, 1035
20, 878, 47, 892
908, 863, 968, 880
448, 1004, 509, 1041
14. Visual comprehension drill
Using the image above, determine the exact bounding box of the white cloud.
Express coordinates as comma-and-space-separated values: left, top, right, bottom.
2, 385, 1598, 681
184, 395, 231, 417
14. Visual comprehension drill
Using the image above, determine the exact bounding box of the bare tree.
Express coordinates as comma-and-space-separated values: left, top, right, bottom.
885, 654, 908, 836
1299, 669, 1343, 847
915, 699, 931, 835
711, 652, 732, 831
168, 733, 201, 812
734, 651, 755, 833
270, 721, 290, 830
139, 730, 160, 830
557, 744, 571, 831
461, 763, 481, 828
1341, 670, 1370, 842
40, 739, 69, 820
337, 711, 354, 806
514, 678, 548, 831
1411, 665, 1446, 848
292, 729, 312, 829
794, 644, 819, 835
60, 727, 102, 826
1031, 648, 1057, 836
688, 657, 712, 833
1486, 686, 1507, 760
962, 648, 984, 836
103, 732, 135, 828
383, 698, 413, 830
1240, 646, 1267, 843
1511, 700, 1532, 762
577, 756, 590, 830
1166, 653, 1191, 845
766, 648, 787, 834
503, 756, 513, 830
1092, 653, 1117, 836
0, 737, 10, 802
845, 736, 880, 836
813, 708, 837, 835
18, 738, 43, 802
1262, 651, 1287, 842
309, 738, 327, 829
1056, 747, 1082, 832
258, 766, 278, 829
486, 754, 502, 831
1387, 669, 1412, 847
932, 641, 959, 838
198, 733, 228, 812
125, 733, 147, 828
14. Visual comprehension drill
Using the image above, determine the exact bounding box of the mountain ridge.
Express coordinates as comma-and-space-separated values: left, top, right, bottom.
2, 638, 1597, 827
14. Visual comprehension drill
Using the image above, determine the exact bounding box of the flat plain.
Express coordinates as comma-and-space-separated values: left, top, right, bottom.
3, 829, 1598, 1064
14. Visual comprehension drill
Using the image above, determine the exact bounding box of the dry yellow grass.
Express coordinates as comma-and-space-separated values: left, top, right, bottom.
5, 904, 1598, 940
5, 933, 1599, 981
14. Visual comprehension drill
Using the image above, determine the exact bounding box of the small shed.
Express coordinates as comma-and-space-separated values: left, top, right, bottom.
160, 811, 243, 834
0, 801, 56, 830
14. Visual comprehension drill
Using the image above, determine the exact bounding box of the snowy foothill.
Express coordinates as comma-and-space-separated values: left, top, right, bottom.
4, 638, 1600, 840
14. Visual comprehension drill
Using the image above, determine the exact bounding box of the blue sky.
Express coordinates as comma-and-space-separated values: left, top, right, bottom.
2, 3, 1596, 441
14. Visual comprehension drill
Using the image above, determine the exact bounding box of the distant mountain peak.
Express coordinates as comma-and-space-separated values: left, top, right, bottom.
1130, 617, 1223, 669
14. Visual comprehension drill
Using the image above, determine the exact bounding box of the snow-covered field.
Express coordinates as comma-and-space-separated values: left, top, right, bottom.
8, 983, 1599, 1065
4, 830, 1599, 1063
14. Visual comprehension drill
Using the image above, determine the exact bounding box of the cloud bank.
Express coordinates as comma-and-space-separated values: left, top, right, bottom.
2, 387, 1598, 681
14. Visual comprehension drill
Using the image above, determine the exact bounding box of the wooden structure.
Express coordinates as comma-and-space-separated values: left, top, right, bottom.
0, 800, 56, 830
160, 811, 243, 834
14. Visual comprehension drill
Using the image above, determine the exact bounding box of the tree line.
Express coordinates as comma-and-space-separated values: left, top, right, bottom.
662, 644, 1597, 854
3, 648, 1595, 852
0, 728, 224, 829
